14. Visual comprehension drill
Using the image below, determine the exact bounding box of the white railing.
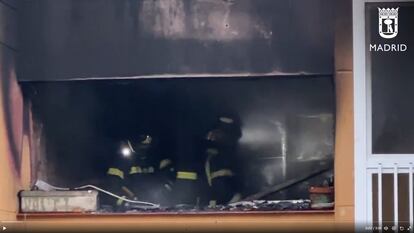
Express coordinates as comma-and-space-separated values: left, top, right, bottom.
367, 162, 414, 232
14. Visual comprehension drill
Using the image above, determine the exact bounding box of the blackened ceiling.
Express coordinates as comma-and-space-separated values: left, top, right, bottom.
18, 0, 334, 81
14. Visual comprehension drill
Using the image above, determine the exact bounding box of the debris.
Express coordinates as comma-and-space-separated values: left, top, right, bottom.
74, 185, 160, 207
222, 200, 311, 211
121, 200, 311, 213
20, 190, 98, 213
29, 180, 160, 207
33, 180, 70, 191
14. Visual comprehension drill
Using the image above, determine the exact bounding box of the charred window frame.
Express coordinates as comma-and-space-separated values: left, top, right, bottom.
21, 75, 335, 214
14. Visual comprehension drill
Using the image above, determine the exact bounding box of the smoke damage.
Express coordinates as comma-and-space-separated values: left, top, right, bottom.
22, 75, 335, 212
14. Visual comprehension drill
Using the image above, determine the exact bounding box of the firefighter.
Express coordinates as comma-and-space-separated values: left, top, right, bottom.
171, 129, 202, 206
126, 134, 175, 205
203, 116, 243, 207
105, 134, 175, 209
103, 141, 137, 211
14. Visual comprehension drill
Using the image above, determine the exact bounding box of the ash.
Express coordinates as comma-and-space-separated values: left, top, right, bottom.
121, 200, 311, 213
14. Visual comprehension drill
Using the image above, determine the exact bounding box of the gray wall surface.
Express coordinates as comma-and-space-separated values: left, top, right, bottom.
18, 0, 334, 81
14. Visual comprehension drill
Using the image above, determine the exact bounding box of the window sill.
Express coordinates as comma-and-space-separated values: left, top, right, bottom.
17, 209, 334, 220
15, 210, 338, 232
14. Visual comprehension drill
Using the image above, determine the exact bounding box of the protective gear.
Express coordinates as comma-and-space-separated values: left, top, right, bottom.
128, 134, 153, 157
176, 171, 198, 180
127, 134, 175, 205
204, 115, 242, 206
171, 121, 202, 206
128, 155, 175, 205
173, 169, 201, 206
105, 134, 175, 208
104, 163, 136, 211
205, 116, 242, 146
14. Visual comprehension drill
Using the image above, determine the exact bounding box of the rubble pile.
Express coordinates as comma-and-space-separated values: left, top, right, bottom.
122, 200, 311, 213
208, 200, 311, 212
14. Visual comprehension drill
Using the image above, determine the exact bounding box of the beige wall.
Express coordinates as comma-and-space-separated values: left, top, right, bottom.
334, 0, 354, 225
17, 213, 336, 232
0, 0, 31, 221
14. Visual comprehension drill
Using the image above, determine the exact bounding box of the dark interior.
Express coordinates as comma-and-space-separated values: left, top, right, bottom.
16, 0, 337, 212
22, 75, 335, 211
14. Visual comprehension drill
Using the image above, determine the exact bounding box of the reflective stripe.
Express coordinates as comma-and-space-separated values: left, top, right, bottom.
204, 154, 234, 186
176, 171, 198, 180
107, 168, 124, 179
116, 197, 125, 206
210, 169, 234, 180
129, 166, 142, 175
159, 159, 172, 169
130, 166, 154, 174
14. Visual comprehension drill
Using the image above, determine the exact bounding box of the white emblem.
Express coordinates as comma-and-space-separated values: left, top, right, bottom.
378, 7, 399, 39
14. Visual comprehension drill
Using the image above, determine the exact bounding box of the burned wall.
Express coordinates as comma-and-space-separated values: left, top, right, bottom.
18, 0, 334, 81
0, 0, 31, 221
23, 76, 335, 201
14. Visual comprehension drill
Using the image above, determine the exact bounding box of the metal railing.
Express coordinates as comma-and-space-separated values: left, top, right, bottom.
367, 162, 414, 232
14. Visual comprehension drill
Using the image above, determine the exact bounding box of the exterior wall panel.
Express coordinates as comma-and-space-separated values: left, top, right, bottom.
0, 0, 30, 221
